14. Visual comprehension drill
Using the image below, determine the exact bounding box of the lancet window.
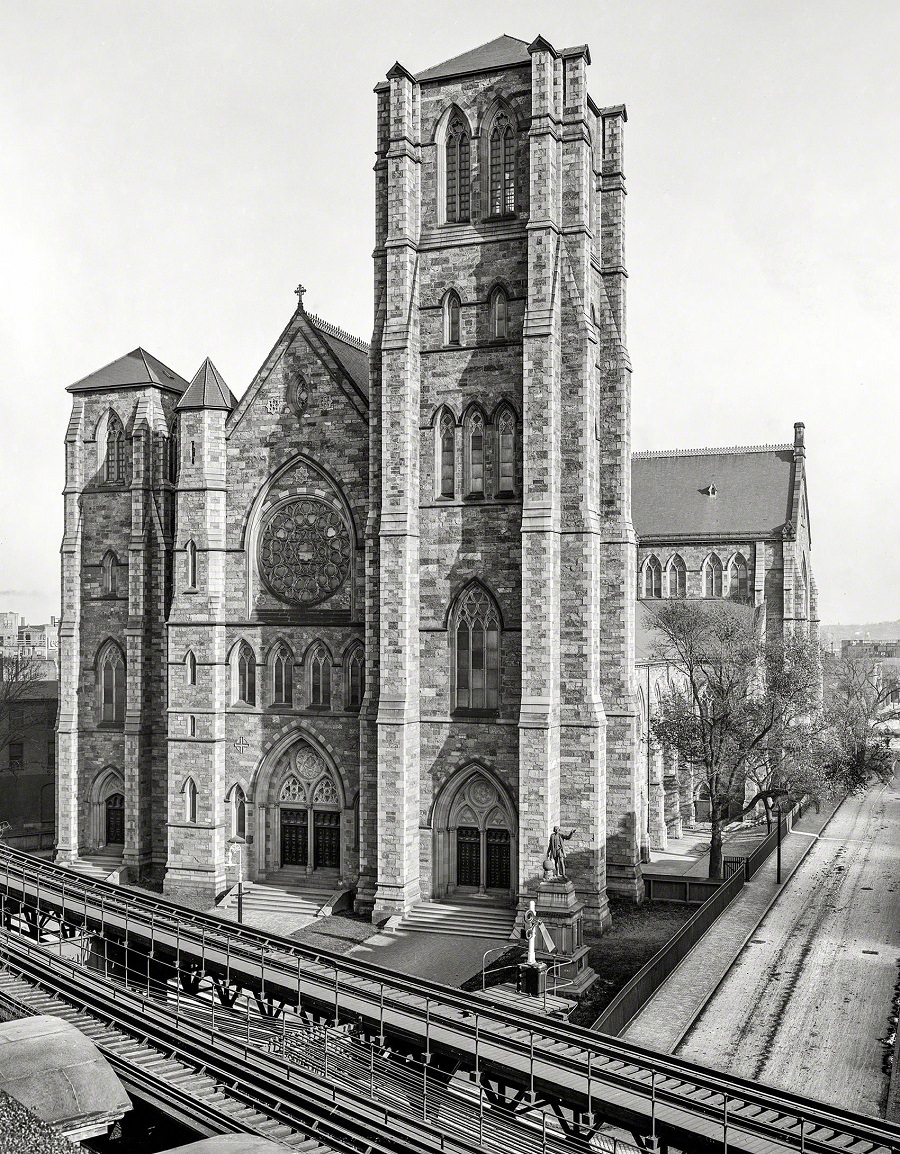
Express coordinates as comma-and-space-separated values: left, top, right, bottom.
445, 116, 471, 224
452, 584, 501, 712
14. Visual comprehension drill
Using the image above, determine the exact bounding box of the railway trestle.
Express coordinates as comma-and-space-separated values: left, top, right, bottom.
0, 846, 897, 1154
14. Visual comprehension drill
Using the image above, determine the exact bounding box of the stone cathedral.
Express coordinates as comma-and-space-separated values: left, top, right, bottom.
56, 35, 816, 933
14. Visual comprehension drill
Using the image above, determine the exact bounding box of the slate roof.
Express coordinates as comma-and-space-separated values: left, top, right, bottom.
417, 35, 532, 82
632, 445, 796, 540
308, 314, 370, 400
177, 358, 237, 411
67, 348, 188, 395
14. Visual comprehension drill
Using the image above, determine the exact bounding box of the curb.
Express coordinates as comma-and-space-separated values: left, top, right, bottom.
667, 793, 848, 1054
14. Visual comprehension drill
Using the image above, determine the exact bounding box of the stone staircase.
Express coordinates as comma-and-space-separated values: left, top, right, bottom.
217, 867, 342, 930
65, 854, 123, 883
397, 900, 517, 941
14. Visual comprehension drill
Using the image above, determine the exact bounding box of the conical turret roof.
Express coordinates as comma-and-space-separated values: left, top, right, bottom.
176, 358, 237, 411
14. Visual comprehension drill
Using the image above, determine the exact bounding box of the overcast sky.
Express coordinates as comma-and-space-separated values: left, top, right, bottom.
1, 0, 897, 629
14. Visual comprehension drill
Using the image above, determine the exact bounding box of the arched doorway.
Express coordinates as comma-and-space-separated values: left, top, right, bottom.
274, 744, 343, 875
87, 767, 125, 853
432, 765, 517, 902
105, 793, 125, 846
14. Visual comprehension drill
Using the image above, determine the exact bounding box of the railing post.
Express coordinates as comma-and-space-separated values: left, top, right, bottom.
529, 1030, 535, 1100
722, 1094, 728, 1154
424, 997, 431, 1064
423, 1057, 427, 1120
651, 1068, 657, 1148
324, 1025, 329, 1081
333, 965, 339, 1027
369, 1039, 374, 1098
378, 981, 385, 1047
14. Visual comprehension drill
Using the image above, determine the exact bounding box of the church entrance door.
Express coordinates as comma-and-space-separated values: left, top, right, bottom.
314, 811, 340, 869
280, 809, 308, 866
105, 793, 124, 846
456, 827, 481, 888
486, 828, 510, 890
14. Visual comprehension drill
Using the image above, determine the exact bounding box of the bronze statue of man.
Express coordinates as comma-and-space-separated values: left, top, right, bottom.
547, 826, 576, 879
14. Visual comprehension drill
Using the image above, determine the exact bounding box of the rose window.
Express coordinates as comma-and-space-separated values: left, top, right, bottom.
258, 498, 351, 605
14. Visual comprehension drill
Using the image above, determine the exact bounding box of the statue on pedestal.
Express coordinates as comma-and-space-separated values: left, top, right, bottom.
546, 826, 576, 880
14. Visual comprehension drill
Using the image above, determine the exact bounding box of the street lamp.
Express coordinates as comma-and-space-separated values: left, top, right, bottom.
227, 838, 244, 924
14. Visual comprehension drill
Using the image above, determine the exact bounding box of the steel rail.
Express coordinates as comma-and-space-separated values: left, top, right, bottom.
0, 983, 296, 1144
2, 846, 898, 1154
0, 929, 511, 1154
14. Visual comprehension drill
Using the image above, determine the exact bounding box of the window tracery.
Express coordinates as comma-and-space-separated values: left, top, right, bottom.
258, 498, 351, 606
488, 112, 515, 216
104, 412, 127, 482
98, 643, 125, 724
345, 645, 364, 710
465, 410, 485, 497
452, 584, 501, 711
729, 554, 749, 601
703, 554, 724, 598
445, 116, 471, 224
668, 554, 687, 598
496, 407, 515, 495
309, 644, 331, 709
273, 645, 293, 706
236, 642, 256, 705
643, 556, 662, 599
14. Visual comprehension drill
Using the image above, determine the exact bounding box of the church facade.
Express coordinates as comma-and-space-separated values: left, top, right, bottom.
56, 36, 642, 931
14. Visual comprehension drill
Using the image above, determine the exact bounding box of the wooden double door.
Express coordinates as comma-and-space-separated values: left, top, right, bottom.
456, 826, 510, 891
105, 793, 125, 845
280, 808, 340, 870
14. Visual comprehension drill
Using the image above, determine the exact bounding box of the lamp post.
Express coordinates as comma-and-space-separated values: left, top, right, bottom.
227, 839, 243, 923
775, 802, 782, 885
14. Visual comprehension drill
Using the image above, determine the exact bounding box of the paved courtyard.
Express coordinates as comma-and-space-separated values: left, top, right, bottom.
677, 774, 900, 1118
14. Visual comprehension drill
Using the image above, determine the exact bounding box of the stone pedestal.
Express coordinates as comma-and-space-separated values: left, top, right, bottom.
514, 879, 597, 1000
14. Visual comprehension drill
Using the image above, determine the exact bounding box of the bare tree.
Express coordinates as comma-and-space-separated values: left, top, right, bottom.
0, 649, 50, 773
646, 600, 822, 878
821, 652, 899, 791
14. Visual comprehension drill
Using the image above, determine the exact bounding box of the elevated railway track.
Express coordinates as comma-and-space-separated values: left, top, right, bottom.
0, 845, 897, 1154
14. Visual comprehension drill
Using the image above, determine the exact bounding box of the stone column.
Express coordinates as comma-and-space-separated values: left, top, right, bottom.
373, 62, 422, 920
56, 400, 85, 864
518, 37, 563, 910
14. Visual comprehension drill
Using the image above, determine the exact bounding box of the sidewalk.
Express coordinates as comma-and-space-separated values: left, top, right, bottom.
644, 818, 769, 878
621, 798, 841, 1052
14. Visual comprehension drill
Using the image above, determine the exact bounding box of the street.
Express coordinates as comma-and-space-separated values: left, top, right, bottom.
677, 772, 900, 1118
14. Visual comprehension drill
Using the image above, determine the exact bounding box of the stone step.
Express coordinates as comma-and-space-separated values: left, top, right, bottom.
399, 901, 516, 940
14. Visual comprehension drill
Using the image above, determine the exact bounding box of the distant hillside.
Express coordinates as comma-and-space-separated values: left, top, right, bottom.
821, 620, 900, 645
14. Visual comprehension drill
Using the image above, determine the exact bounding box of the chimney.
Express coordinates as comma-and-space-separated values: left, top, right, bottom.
793, 421, 805, 458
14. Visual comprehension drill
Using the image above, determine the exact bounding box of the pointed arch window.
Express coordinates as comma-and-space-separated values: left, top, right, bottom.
236, 643, 256, 706
228, 784, 246, 839
453, 584, 501, 712
445, 116, 471, 224
488, 112, 515, 216
438, 410, 456, 498
668, 554, 687, 598
465, 410, 485, 497
183, 777, 197, 824
309, 644, 331, 709
345, 645, 365, 711
273, 645, 293, 706
99, 644, 126, 725
105, 413, 127, 482
703, 554, 723, 598
729, 554, 749, 601
643, 556, 662, 599
101, 551, 119, 597
444, 291, 461, 346
496, 407, 516, 496
490, 287, 508, 340
185, 540, 197, 589
185, 650, 197, 686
